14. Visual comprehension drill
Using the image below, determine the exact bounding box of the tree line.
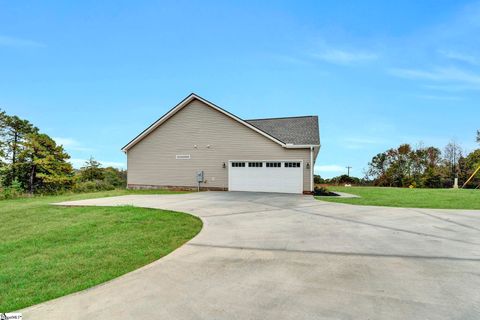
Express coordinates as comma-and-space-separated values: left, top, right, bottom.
0, 109, 126, 198
315, 133, 480, 189
366, 137, 480, 188
315, 174, 369, 186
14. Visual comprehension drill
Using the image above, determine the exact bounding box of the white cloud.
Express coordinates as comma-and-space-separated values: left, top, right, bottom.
53, 137, 93, 152
417, 94, 464, 101
100, 161, 127, 168
312, 49, 378, 65
54, 137, 77, 147
440, 50, 480, 66
0, 35, 45, 47
389, 66, 480, 90
69, 158, 88, 168
69, 158, 126, 169
423, 84, 478, 92
389, 68, 438, 81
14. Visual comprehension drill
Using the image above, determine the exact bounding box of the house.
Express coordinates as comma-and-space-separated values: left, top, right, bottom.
122, 93, 320, 194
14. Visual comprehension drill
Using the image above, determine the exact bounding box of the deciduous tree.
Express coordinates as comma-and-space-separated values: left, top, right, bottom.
444, 140, 462, 181
103, 167, 127, 187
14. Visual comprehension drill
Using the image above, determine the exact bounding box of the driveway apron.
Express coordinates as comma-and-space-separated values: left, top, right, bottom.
21, 192, 480, 319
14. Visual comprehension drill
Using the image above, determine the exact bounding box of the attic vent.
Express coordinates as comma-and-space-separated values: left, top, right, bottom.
176, 154, 191, 160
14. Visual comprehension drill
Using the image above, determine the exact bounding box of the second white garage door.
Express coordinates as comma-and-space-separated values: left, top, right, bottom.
228, 160, 303, 194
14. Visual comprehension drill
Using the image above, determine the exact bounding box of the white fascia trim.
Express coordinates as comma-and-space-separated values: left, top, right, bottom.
310, 146, 314, 192
122, 93, 287, 152
284, 144, 320, 149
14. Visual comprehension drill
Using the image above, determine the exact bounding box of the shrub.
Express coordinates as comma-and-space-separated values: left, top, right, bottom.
73, 180, 115, 193
1, 179, 25, 199
103, 167, 127, 187
314, 186, 338, 196
314, 175, 324, 184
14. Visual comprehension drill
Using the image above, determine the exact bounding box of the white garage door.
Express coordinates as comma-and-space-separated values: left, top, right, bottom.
228, 161, 303, 194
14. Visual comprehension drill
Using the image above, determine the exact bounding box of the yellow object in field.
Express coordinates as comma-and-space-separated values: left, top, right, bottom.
462, 165, 480, 188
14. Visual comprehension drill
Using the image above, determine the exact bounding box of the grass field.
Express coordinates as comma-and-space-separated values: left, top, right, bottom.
317, 186, 480, 210
0, 189, 202, 312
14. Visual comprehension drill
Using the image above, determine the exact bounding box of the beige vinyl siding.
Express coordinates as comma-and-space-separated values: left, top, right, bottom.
127, 99, 312, 191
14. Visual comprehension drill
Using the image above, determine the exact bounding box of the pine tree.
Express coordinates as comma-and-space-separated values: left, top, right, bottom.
79, 157, 104, 181
19, 133, 73, 193
1, 114, 38, 186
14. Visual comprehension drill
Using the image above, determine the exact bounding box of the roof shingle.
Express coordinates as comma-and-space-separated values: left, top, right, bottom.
246, 116, 320, 146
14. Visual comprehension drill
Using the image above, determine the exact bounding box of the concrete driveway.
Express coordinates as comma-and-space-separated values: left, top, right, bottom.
22, 192, 480, 319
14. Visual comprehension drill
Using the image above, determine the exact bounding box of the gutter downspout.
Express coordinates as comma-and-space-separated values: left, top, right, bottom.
310, 146, 314, 193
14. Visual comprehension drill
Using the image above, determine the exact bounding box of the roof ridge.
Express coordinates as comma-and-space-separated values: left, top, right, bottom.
246, 115, 317, 121
122, 93, 289, 151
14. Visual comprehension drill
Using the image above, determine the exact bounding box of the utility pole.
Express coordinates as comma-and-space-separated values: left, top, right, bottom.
346, 166, 352, 177
453, 142, 459, 189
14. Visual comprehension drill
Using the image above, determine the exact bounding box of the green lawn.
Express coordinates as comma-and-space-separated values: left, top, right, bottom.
316, 186, 480, 210
0, 189, 202, 312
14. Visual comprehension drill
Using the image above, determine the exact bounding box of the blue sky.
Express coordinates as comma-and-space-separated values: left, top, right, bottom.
1, 0, 479, 178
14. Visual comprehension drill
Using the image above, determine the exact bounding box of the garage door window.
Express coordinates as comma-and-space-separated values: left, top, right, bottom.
284, 162, 301, 168
231, 162, 245, 167
266, 162, 281, 168
229, 159, 303, 193
248, 162, 263, 168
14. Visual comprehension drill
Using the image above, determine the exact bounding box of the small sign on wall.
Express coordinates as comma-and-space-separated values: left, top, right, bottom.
176, 155, 191, 160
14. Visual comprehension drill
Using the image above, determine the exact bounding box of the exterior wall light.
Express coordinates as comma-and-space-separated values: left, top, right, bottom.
222, 162, 226, 168
306, 162, 310, 169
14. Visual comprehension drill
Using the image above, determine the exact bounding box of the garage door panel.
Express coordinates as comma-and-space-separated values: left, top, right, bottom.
229, 161, 303, 194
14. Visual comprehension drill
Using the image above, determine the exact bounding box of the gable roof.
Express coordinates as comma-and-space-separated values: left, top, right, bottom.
246, 116, 320, 146
122, 93, 320, 152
